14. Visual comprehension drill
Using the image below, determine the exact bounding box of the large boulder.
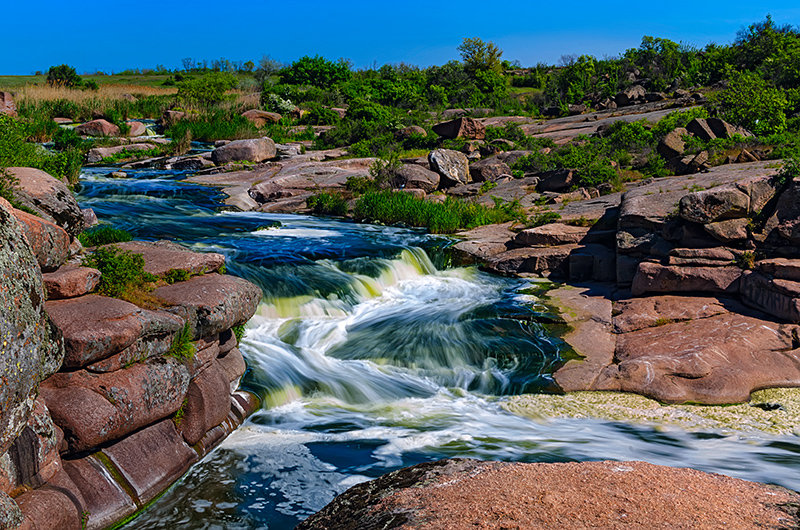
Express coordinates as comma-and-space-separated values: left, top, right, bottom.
46, 294, 185, 369
0, 200, 63, 456
631, 262, 741, 296
211, 137, 277, 165
11, 205, 70, 272
300, 459, 800, 530
468, 157, 511, 182
42, 265, 101, 300
0, 91, 16, 117
538, 169, 577, 192
75, 119, 120, 137
614, 85, 646, 106
6, 167, 85, 238
431, 117, 486, 140
241, 109, 282, 127
595, 312, 800, 404
391, 164, 440, 193
657, 127, 687, 159
153, 273, 262, 339
428, 149, 470, 188
126, 121, 147, 137
40, 358, 190, 452
679, 186, 750, 223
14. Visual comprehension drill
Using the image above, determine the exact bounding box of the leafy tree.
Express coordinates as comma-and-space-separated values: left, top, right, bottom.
458, 37, 504, 75
282, 55, 351, 88
46, 64, 83, 88
176, 72, 238, 106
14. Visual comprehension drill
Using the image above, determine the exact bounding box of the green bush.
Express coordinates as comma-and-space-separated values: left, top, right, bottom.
707, 70, 788, 135
527, 211, 562, 227
353, 191, 525, 234
651, 107, 710, 138
165, 268, 191, 284
83, 246, 156, 298
177, 72, 238, 106
282, 55, 351, 88
47, 64, 83, 88
306, 192, 348, 216
165, 110, 259, 142
77, 225, 133, 247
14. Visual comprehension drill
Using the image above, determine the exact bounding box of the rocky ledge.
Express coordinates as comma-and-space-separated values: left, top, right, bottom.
0, 168, 262, 529
300, 458, 800, 529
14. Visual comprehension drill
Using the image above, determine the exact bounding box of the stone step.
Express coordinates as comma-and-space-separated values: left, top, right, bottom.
103, 240, 225, 278
42, 265, 100, 300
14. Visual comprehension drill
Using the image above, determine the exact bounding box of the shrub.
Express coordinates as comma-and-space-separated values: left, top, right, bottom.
164, 269, 190, 284
707, 70, 788, 135
0, 115, 83, 185
83, 246, 156, 298
177, 72, 238, 106
651, 107, 711, 138
527, 211, 562, 228
232, 324, 246, 342
282, 55, 351, 88
47, 64, 83, 88
77, 225, 133, 247
306, 192, 348, 216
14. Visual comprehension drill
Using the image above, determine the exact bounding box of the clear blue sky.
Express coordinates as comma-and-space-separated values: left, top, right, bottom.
2, 1, 799, 74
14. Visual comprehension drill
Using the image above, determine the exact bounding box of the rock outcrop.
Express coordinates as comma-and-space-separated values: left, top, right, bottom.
75, 119, 120, 137
300, 459, 800, 529
6, 167, 85, 239
211, 138, 277, 165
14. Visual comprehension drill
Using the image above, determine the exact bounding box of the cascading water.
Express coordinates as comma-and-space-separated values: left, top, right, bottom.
75, 165, 800, 529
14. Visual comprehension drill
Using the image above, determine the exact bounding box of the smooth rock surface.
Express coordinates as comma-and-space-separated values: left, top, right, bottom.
12, 207, 70, 272
42, 265, 100, 300
153, 273, 262, 339
631, 262, 742, 296
299, 459, 800, 530
106, 240, 225, 278
75, 119, 119, 137
6, 167, 85, 238
391, 164, 440, 193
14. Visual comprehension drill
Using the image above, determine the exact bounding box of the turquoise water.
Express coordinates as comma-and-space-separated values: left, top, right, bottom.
75, 165, 800, 529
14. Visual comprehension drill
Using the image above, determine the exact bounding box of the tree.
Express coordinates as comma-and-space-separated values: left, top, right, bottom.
46, 64, 83, 88
457, 37, 504, 76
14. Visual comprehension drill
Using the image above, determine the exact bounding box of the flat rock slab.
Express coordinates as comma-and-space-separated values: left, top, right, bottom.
154, 273, 262, 339
46, 294, 184, 369
300, 458, 800, 530
515, 223, 589, 246
41, 358, 190, 452
107, 240, 225, 278
631, 262, 742, 296
42, 265, 100, 300
595, 312, 800, 404
486, 245, 578, 276
451, 222, 515, 264
62, 456, 137, 530
102, 419, 197, 505
613, 295, 730, 333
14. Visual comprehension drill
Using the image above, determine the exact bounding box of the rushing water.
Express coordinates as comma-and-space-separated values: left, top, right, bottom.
74, 165, 800, 529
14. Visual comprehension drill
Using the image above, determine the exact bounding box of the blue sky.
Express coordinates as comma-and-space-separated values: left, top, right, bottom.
2, 2, 800, 74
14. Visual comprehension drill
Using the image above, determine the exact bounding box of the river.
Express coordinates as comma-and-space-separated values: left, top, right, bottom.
73, 163, 800, 529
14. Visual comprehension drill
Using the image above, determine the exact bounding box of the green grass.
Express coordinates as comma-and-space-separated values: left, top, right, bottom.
353, 190, 525, 234
77, 225, 133, 247
99, 147, 164, 165
306, 191, 349, 216
166, 322, 196, 362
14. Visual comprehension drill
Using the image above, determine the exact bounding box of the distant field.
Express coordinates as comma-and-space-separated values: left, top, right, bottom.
0, 74, 175, 91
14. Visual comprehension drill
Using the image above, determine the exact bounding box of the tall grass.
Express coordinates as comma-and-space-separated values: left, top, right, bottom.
353, 191, 526, 234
